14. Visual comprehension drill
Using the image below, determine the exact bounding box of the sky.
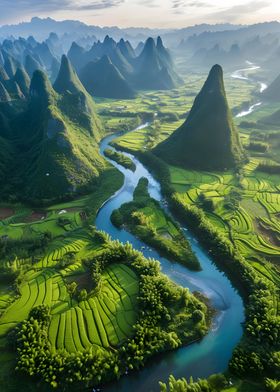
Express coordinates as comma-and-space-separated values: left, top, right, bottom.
0, 0, 279, 28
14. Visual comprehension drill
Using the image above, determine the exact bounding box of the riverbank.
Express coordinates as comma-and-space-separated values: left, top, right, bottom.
96, 125, 244, 391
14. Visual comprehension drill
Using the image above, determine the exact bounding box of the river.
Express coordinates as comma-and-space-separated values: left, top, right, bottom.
95, 63, 264, 391
231, 62, 267, 118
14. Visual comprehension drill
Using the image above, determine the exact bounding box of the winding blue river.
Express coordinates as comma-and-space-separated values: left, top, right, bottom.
95, 127, 244, 391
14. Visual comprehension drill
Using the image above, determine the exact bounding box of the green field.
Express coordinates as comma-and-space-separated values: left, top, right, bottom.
0, 221, 208, 390
0, 234, 137, 382
46, 263, 139, 352
0, 167, 123, 243
169, 162, 280, 287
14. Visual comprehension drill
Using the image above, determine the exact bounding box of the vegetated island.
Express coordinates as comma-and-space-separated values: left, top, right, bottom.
111, 177, 201, 271
104, 148, 136, 172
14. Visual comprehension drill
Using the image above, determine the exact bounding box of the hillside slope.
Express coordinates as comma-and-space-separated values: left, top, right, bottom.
155, 64, 244, 170
11, 58, 106, 201
262, 73, 280, 101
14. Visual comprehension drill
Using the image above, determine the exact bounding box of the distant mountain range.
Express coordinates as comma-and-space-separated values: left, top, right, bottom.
0, 33, 182, 100
0, 17, 242, 44
1, 17, 280, 77
172, 21, 280, 77
70, 35, 181, 97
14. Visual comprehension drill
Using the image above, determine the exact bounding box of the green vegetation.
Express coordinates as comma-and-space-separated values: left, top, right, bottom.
0, 56, 113, 202
106, 62, 280, 385
0, 167, 123, 243
135, 150, 280, 386
0, 229, 208, 390
111, 178, 200, 270
159, 373, 229, 392
104, 148, 136, 171
155, 65, 245, 171
112, 120, 184, 152
0, 39, 279, 392
159, 374, 267, 392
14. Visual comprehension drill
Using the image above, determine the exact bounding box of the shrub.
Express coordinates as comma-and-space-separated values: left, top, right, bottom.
246, 141, 268, 152
192, 309, 204, 323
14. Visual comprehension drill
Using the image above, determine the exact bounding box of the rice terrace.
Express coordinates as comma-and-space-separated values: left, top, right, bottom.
0, 2, 279, 392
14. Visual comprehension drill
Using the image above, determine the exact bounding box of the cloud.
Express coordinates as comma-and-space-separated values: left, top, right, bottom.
0, 0, 124, 20
0, 0, 276, 27
171, 0, 213, 15
134, 0, 159, 8
170, 0, 271, 20
172, 0, 210, 8
209, 1, 270, 22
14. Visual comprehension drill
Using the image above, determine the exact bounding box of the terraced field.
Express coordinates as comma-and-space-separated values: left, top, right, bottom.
170, 157, 280, 361
112, 120, 184, 152
0, 263, 139, 352
38, 230, 94, 269
169, 161, 280, 284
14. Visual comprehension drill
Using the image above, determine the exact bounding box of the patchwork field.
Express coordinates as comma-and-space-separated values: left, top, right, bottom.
48, 264, 138, 352
0, 225, 208, 390
0, 167, 123, 242
0, 231, 139, 353
169, 162, 280, 289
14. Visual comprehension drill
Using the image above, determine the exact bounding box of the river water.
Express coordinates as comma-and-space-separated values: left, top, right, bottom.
95, 63, 264, 391
231, 62, 267, 118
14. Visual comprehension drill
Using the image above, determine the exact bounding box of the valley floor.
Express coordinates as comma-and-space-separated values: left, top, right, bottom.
0, 67, 279, 391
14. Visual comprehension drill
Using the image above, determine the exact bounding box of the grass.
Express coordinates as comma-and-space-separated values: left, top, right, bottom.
112, 120, 184, 152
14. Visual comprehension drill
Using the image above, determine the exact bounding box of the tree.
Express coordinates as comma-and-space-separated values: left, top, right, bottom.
78, 289, 88, 301
208, 374, 227, 390
67, 281, 77, 297
192, 310, 204, 323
